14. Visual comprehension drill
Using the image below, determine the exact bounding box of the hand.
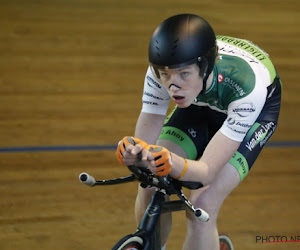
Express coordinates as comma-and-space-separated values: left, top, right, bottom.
116, 136, 148, 166
146, 145, 172, 176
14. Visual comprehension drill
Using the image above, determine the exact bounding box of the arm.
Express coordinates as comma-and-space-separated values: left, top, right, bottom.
117, 67, 170, 166
134, 112, 166, 144
160, 131, 240, 186
117, 112, 165, 167
167, 82, 267, 184
120, 120, 240, 185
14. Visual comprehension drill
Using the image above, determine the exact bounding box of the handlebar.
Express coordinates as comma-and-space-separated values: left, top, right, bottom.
79, 172, 96, 186
79, 165, 209, 222
79, 172, 136, 186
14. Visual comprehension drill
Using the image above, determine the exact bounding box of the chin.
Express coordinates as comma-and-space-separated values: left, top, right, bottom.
176, 102, 192, 108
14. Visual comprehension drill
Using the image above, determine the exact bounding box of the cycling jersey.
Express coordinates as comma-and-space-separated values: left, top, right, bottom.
141, 36, 281, 181
141, 35, 280, 142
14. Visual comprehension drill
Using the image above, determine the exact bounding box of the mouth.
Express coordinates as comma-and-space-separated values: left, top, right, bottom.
172, 95, 185, 104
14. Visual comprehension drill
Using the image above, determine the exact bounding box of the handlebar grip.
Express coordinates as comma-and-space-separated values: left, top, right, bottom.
79, 172, 96, 186
194, 208, 209, 222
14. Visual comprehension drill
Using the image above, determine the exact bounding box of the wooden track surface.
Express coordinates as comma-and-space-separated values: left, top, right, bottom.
0, 0, 299, 249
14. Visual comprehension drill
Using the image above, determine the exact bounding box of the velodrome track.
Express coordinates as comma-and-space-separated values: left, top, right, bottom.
0, 0, 299, 249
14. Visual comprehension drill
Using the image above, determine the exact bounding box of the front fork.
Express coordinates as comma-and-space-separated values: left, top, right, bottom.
137, 190, 166, 250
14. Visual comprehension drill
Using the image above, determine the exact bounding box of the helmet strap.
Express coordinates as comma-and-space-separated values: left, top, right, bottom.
197, 56, 208, 95
200, 74, 208, 95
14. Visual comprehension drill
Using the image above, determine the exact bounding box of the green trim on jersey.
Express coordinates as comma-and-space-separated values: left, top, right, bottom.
245, 122, 261, 141
195, 54, 255, 110
159, 126, 198, 160
229, 151, 249, 181
217, 35, 276, 82
164, 106, 177, 124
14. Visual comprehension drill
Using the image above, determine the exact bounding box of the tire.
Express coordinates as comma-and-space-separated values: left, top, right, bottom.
219, 234, 234, 250
112, 235, 144, 250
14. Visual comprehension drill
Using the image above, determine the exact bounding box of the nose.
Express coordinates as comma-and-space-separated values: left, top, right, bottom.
169, 83, 181, 91
168, 74, 181, 91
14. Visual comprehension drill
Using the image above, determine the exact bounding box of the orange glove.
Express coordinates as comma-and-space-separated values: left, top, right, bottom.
116, 136, 148, 165
146, 145, 172, 176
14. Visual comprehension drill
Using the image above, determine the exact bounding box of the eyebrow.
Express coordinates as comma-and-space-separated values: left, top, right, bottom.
178, 66, 192, 71
160, 66, 192, 72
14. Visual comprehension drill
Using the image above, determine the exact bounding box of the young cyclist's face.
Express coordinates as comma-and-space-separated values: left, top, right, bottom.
158, 64, 203, 108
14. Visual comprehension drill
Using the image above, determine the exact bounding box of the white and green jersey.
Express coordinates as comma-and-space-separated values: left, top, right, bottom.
141, 36, 278, 142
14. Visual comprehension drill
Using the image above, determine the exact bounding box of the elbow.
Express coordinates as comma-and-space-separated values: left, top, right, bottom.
202, 173, 214, 186
198, 160, 219, 186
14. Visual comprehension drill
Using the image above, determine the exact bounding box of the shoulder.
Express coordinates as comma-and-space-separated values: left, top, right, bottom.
141, 67, 170, 116
216, 35, 277, 82
216, 55, 256, 102
144, 67, 164, 90
217, 54, 256, 83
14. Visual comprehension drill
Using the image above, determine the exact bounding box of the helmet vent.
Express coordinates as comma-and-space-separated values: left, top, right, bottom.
170, 39, 179, 56
173, 39, 179, 49
155, 40, 160, 56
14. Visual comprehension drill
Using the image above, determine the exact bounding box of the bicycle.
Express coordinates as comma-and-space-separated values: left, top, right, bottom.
79, 165, 234, 250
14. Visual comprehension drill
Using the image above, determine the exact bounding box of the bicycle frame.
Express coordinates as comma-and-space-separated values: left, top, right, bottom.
79, 166, 209, 250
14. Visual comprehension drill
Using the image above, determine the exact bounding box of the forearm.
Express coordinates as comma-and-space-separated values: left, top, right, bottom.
133, 112, 166, 167
134, 112, 165, 144
169, 154, 210, 185
169, 131, 241, 185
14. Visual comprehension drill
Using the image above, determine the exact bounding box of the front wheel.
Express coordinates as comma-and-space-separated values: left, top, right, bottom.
112, 235, 144, 250
219, 234, 234, 250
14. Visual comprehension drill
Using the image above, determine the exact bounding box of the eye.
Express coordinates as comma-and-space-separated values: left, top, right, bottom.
160, 72, 169, 78
180, 71, 190, 77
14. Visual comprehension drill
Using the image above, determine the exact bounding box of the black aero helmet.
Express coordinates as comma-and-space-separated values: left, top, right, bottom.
149, 14, 217, 92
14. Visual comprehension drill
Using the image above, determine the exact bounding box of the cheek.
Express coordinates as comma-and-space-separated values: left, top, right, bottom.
190, 78, 203, 94
162, 82, 170, 91
159, 78, 169, 87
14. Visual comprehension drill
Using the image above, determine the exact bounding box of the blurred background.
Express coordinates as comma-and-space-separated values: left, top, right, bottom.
0, 0, 299, 249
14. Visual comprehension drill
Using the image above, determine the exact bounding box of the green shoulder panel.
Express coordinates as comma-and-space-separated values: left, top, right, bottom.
196, 55, 256, 110
217, 35, 276, 82
218, 55, 256, 104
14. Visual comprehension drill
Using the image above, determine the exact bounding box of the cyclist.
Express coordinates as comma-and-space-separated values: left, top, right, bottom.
116, 14, 281, 250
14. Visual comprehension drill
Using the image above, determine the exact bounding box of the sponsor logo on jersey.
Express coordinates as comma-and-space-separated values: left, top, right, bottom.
161, 129, 185, 142
144, 91, 164, 100
217, 36, 268, 62
224, 77, 246, 96
236, 122, 252, 128
188, 128, 197, 138
245, 122, 276, 151
227, 117, 252, 128
218, 74, 224, 83
142, 100, 158, 106
232, 102, 256, 117
226, 125, 246, 134
146, 76, 161, 89
259, 122, 277, 147
230, 152, 249, 178
227, 117, 235, 125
